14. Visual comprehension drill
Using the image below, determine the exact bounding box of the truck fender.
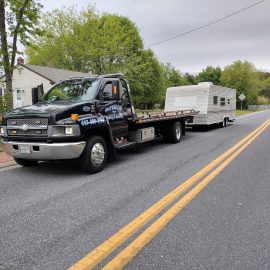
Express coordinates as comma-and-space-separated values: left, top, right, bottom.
82, 119, 116, 161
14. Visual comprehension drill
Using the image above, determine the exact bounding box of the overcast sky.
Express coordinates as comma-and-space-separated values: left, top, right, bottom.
42, 0, 270, 73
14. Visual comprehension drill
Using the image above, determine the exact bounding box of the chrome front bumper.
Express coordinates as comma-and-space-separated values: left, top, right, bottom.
3, 141, 86, 160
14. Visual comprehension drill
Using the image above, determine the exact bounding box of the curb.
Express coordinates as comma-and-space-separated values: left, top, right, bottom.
0, 161, 16, 169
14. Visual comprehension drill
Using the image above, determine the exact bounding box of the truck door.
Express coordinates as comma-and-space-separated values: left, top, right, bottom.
99, 79, 129, 139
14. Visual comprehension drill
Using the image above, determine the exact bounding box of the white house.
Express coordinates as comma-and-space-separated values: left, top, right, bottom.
0, 58, 88, 109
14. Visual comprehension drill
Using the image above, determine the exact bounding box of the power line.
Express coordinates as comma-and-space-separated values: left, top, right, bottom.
147, 0, 267, 48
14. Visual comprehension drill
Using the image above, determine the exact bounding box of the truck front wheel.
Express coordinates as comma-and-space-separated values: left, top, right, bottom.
14, 158, 39, 167
80, 136, 107, 174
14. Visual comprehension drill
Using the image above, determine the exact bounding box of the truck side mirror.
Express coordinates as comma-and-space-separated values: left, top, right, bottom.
112, 81, 120, 100
32, 87, 39, 104
37, 84, 44, 97
32, 84, 44, 104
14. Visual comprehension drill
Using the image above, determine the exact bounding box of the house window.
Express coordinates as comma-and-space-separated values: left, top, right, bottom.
213, 96, 218, 105
17, 89, 22, 100
228, 99, 230, 104
18, 67, 23, 74
220, 97, 226, 106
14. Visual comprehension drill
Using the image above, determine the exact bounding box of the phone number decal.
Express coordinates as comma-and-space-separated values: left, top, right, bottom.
80, 117, 106, 127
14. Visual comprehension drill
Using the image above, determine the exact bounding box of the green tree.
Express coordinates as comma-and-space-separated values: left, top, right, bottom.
26, 7, 144, 74
257, 95, 269, 105
259, 75, 270, 99
162, 63, 187, 88
220, 60, 261, 107
0, 0, 43, 110
184, 72, 197, 85
197, 66, 222, 85
26, 6, 170, 109
125, 50, 166, 109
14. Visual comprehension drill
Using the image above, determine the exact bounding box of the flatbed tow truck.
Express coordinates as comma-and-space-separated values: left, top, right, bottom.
0, 74, 197, 173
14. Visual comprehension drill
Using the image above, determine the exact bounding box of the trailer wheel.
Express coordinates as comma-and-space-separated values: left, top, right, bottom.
164, 121, 182, 143
80, 136, 107, 174
220, 118, 228, 128
224, 118, 229, 127
14, 158, 39, 167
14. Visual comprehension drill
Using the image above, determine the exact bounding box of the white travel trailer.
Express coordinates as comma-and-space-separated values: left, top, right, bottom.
165, 82, 236, 127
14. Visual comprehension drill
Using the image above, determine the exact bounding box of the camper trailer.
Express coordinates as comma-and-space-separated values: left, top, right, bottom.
165, 82, 236, 127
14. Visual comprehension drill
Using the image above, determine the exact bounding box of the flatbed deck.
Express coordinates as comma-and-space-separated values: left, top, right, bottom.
135, 109, 198, 124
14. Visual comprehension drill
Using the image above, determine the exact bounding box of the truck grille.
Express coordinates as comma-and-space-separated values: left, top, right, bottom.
7, 118, 48, 137
7, 118, 48, 126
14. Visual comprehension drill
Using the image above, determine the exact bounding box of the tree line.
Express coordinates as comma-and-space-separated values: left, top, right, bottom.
1, 3, 270, 111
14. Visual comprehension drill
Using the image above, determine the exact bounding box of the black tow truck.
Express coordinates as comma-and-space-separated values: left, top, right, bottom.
0, 74, 197, 173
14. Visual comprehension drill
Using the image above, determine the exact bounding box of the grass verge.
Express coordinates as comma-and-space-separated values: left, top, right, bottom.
236, 109, 265, 116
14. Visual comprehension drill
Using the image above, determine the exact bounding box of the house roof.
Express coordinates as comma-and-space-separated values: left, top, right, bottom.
20, 64, 89, 84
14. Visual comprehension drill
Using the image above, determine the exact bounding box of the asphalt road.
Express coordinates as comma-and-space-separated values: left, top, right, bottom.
1, 110, 270, 270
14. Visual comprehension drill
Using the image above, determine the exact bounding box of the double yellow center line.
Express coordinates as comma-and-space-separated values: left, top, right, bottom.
69, 119, 270, 270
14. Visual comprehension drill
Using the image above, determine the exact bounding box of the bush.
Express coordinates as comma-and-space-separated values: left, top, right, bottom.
0, 95, 8, 113
257, 96, 269, 105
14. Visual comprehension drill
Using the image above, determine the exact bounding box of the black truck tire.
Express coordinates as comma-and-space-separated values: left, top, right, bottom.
14, 158, 39, 167
163, 121, 182, 143
80, 136, 107, 174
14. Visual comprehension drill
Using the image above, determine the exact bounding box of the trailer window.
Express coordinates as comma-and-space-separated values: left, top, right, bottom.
213, 96, 218, 105
220, 97, 226, 106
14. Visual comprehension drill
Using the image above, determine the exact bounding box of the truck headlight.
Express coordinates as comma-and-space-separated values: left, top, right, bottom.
51, 125, 80, 137
65, 127, 74, 135
0, 127, 4, 135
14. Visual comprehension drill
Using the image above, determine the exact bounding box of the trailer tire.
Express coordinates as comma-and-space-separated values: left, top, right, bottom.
220, 118, 228, 128
14, 158, 39, 167
224, 118, 229, 127
165, 121, 182, 143
80, 136, 107, 174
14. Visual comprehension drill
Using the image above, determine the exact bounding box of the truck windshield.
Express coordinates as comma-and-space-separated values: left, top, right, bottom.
42, 79, 100, 102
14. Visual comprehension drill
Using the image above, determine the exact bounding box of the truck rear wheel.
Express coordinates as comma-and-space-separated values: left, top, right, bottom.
163, 121, 182, 143
80, 136, 107, 174
14, 158, 39, 167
